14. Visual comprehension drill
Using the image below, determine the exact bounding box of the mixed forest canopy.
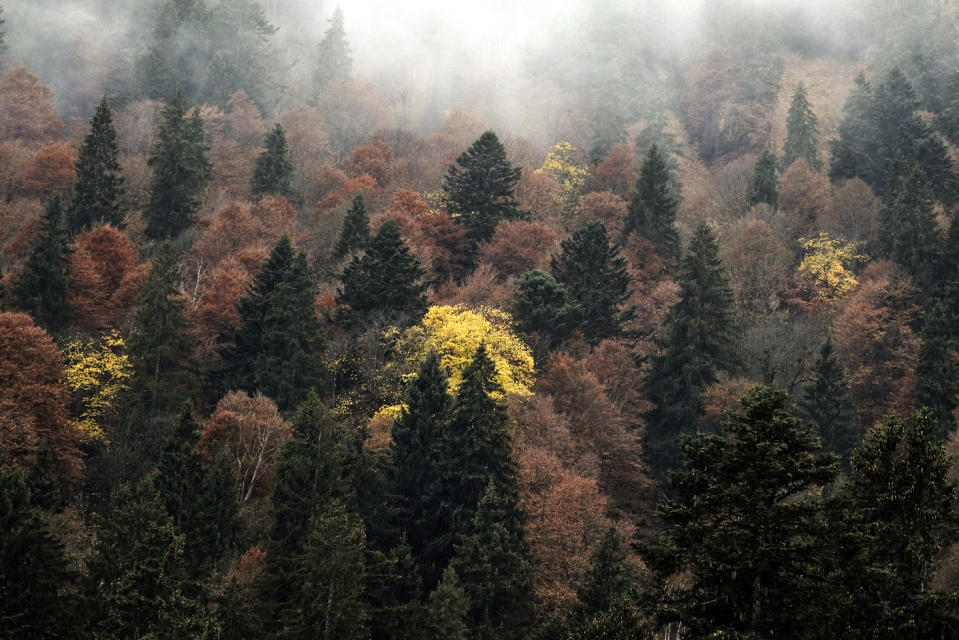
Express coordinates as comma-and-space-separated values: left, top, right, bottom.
3, 0, 959, 638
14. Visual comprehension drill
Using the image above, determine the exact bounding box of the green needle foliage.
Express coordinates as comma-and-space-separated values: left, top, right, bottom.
68, 96, 125, 234
12, 196, 71, 333
626, 144, 680, 260
251, 123, 294, 198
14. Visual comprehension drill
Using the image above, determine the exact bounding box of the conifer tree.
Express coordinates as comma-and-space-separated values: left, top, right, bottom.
575, 527, 636, 620
128, 240, 195, 414
443, 131, 524, 245
334, 194, 371, 257
878, 163, 941, 290
550, 221, 631, 344
219, 235, 324, 413
644, 386, 837, 639
145, 91, 211, 239
251, 123, 293, 198
425, 565, 469, 640
830, 72, 877, 185
750, 148, 779, 207
625, 144, 680, 260
801, 336, 858, 465
314, 6, 352, 95
782, 82, 821, 170
513, 269, 581, 350
336, 219, 427, 326
68, 96, 124, 235
0, 467, 75, 640
366, 538, 424, 640
645, 222, 737, 477
11, 196, 71, 333
915, 303, 958, 438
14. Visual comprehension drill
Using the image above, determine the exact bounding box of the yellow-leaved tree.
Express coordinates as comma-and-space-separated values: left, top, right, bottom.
795, 233, 865, 301
536, 141, 590, 223
63, 331, 132, 444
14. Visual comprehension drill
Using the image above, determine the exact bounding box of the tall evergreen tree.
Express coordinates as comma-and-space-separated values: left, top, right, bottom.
11, 196, 71, 333
314, 6, 352, 95
443, 131, 524, 245
782, 82, 821, 170
575, 526, 637, 621
513, 269, 581, 351
336, 219, 427, 326
145, 91, 211, 239
801, 336, 858, 466
644, 386, 838, 639
366, 538, 424, 640
878, 163, 941, 290
915, 303, 959, 438
750, 147, 779, 207
250, 123, 293, 198
219, 235, 324, 413
830, 72, 878, 185
550, 221, 631, 344
128, 240, 195, 415
68, 96, 125, 235
645, 222, 737, 477
425, 565, 469, 640
625, 144, 680, 260
334, 194, 371, 258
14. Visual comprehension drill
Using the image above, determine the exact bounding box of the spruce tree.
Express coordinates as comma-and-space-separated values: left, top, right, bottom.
336, 219, 427, 326
750, 148, 779, 207
11, 196, 71, 333
219, 235, 324, 413
443, 131, 524, 245
334, 194, 371, 257
915, 303, 959, 438
314, 6, 352, 95
513, 269, 581, 350
128, 240, 195, 415
878, 163, 941, 290
830, 72, 878, 185
782, 82, 821, 171
68, 96, 125, 235
801, 336, 858, 465
626, 144, 680, 260
250, 123, 293, 198
575, 527, 637, 621
145, 91, 211, 239
644, 386, 838, 639
366, 538, 424, 640
645, 222, 737, 477
425, 565, 469, 640
550, 221, 631, 344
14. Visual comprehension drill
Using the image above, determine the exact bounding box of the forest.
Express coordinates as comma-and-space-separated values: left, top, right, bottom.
1, 0, 959, 638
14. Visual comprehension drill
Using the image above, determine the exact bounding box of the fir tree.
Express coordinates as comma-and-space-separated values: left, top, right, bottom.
425, 565, 469, 640
366, 538, 424, 640
550, 221, 631, 344
68, 96, 125, 234
830, 72, 878, 185
219, 235, 324, 413
145, 91, 211, 239
336, 219, 427, 326
801, 336, 858, 466
443, 131, 524, 245
915, 303, 959, 438
11, 196, 71, 333
750, 148, 779, 208
513, 269, 581, 350
644, 386, 838, 639
625, 144, 680, 260
645, 222, 737, 477
575, 527, 637, 620
314, 6, 352, 95
878, 163, 941, 290
251, 123, 293, 198
128, 240, 195, 415
0, 467, 76, 640
782, 82, 821, 171
334, 194, 371, 258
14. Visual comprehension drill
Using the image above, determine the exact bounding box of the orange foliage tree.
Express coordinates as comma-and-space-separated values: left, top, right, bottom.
68, 225, 146, 330
592, 144, 638, 197
480, 220, 561, 280
17, 142, 76, 199
0, 67, 65, 146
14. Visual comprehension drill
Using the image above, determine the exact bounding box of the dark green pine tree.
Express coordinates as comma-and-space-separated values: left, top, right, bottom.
940, 212, 959, 334
645, 222, 737, 477
750, 148, 779, 208
782, 82, 821, 171
136, 0, 211, 102
366, 537, 424, 640
940, 71, 959, 145
84, 477, 205, 639
878, 163, 942, 291
425, 565, 469, 640
314, 6, 352, 95
644, 386, 838, 639
128, 240, 195, 415
334, 194, 371, 258
250, 123, 293, 198
219, 235, 324, 413
915, 303, 959, 438
626, 144, 680, 260
11, 196, 71, 333
336, 219, 427, 326
512, 269, 581, 351
452, 481, 533, 640
550, 221, 631, 344
575, 527, 637, 621
207, 0, 277, 105
443, 130, 524, 245
67, 96, 125, 235
0, 467, 76, 640
830, 72, 878, 185
145, 91, 211, 239
801, 336, 858, 466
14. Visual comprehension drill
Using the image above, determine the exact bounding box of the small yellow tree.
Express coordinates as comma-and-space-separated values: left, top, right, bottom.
796, 233, 865, 301
63, 331, 132, 444
536, 141, 590, 223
